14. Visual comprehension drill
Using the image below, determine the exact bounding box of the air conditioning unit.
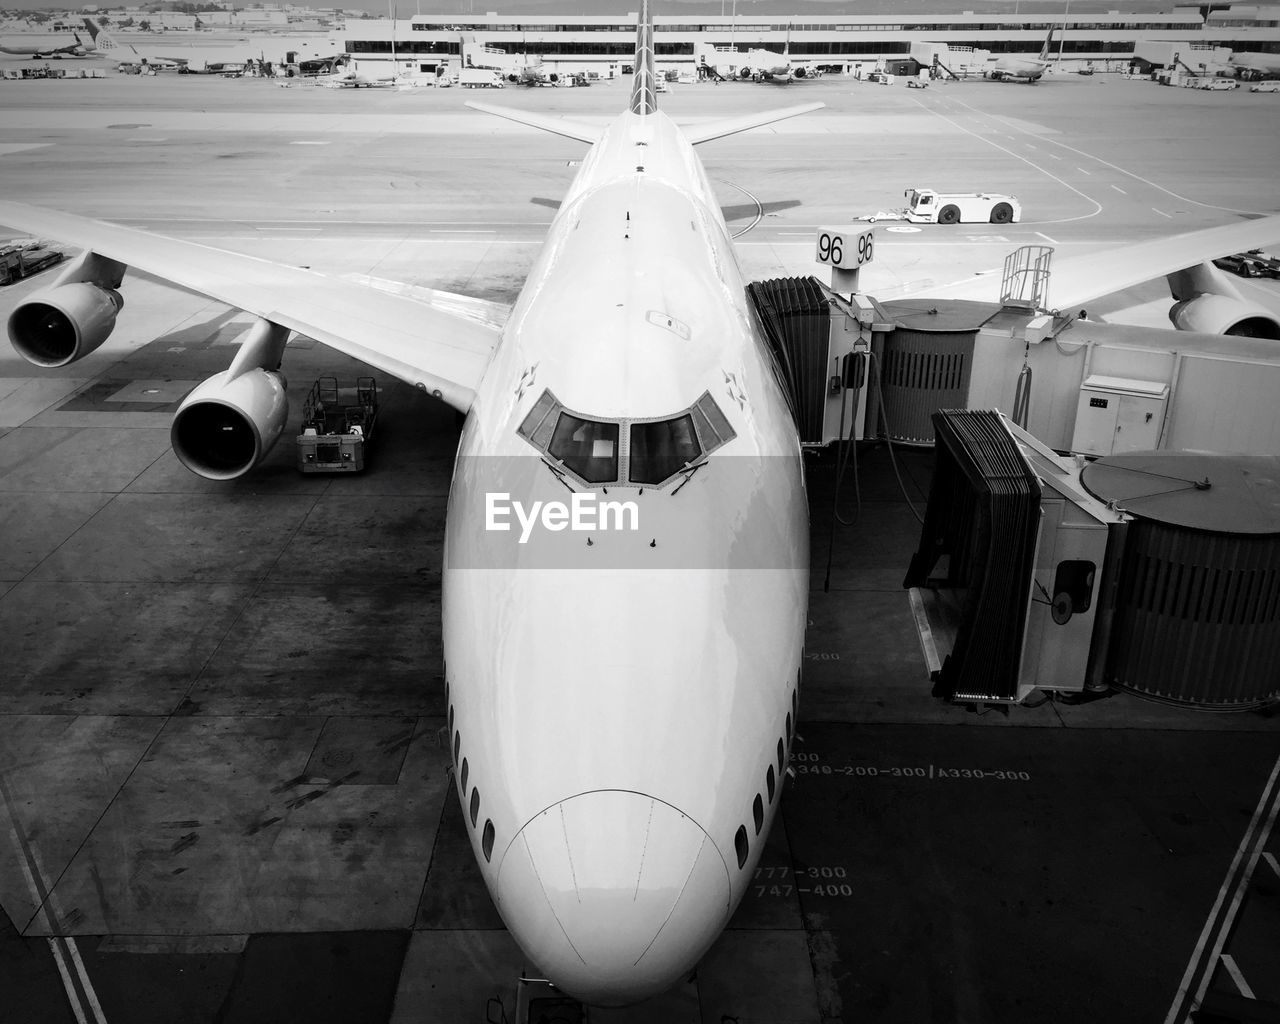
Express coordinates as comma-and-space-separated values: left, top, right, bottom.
1071, 374, 1169, 457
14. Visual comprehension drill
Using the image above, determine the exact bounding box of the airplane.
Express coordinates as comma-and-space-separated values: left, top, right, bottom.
326, 54, 398, 87
0, 31, 89, 59
3, 0, 1280, 1009
985, 26, 1058, 82
461, 35, 545, 80
79, 19, 188, 71
695, 35, 819, 83
1225, 50, 1280, 78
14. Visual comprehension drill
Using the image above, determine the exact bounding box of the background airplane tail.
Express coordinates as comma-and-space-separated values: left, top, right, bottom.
629, 0, 657, 115
1039, 26, 1057, 62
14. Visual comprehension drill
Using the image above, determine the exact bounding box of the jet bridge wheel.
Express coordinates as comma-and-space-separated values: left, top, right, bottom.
938, 205, 960, 224
990, 203, 1014, 224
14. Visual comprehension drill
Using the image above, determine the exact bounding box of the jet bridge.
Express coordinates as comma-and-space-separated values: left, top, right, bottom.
753, 241, 1280, 458
904, 410, 1280, 710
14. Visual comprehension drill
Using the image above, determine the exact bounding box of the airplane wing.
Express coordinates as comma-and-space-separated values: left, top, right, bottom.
921, 214, 1280, 311
680, 102, 825, 145
0, 201, 501, 412
463, 101, 602, 144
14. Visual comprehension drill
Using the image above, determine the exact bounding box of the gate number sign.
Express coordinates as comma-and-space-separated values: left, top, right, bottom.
815, 228, 875, 270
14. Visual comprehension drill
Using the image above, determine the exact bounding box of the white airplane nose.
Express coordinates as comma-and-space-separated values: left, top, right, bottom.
496, 790, 731, 1006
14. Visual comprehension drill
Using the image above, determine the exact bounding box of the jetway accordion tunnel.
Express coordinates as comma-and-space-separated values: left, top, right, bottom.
905, 413, 1280, 712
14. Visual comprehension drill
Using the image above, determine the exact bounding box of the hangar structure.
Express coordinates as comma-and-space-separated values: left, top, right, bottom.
340, 3, 1280, 78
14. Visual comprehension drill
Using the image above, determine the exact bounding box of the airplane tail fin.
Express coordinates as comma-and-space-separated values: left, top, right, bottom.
1040, 26, 1057, 62
629, 0, 657, 115
82, 17, 101, 42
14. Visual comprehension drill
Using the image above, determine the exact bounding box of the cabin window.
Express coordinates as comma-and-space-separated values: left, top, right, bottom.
753, 794, 764, 835
448, 704, 454, 734
470, 788, 480, 827
735, 825, 749, 869
460, 758, 469, 793
777, 738, 785, 775
549, 412, 619, 483
786, 712, 792, 741
767, 764, 776, 802
482, 819, 495, 862
454, 731, 460, 763
629, 414, 701, 484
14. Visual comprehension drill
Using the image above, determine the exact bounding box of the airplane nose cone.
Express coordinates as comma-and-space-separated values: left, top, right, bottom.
497, 791, 731, 1006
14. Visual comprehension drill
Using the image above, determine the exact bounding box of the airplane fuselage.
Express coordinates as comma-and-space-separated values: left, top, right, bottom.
441, 108, 809, 1005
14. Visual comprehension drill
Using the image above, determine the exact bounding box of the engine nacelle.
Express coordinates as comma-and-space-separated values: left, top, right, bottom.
1168, 293, 1280, 339
171, 367, 289, 481
7, 282, 124, 367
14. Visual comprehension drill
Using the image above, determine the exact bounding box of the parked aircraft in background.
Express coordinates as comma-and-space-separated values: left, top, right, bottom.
1226, 50, 1280, 77
4, 0, 1280, 1011
985, 26, 1058, 81
80, 20, 184, 70
461, 35, 545, 80
0, 31, 88, 58
327, 54, 398, 87
695, 34, 820, 82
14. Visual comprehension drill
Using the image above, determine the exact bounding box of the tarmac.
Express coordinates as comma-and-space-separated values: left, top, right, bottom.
0, 67, 1278, 1024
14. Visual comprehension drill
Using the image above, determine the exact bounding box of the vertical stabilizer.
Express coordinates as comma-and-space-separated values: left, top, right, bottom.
629, 0, 657, 115
1039, 26, 1057, 62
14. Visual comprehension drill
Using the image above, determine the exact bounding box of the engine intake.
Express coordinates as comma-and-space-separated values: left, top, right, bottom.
171, 367, 289, 481
8, 283, 123, 367
1169, 293, 1280, 340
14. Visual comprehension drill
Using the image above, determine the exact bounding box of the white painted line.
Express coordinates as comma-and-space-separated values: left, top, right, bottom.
1163, 753, 1280, 1024
432, 229, 496, 234
0, 143, 51, 156
907, 98, 1102, 223
1264, 851, 1280, 879
1110, 185, 1128, 194
270, 227, 321, 233
1153, 208, 1173, 218
290, 140, 332, 146
1220, 954, 1255, 999
1025, 142, 1037, 150
1047, 153, 1061, 160
1077, 167, 1092, 175
1035, 231, 1060, 244
47, 941, 89, 1024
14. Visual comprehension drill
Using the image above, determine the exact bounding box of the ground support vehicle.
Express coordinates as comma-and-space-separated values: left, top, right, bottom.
1214, 250, 1280, 279
460, 67, 504, 88
0, 239, 64, 285
858, 188, 1021, 225
1249, 81, 1280, 92
296, 376, 378, 473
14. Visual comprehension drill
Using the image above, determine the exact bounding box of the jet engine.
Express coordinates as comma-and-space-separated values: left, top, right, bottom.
1168, 293, 1280, 339
7, 282, 124, 367
1166, 260, 1280, 339
171, 367, 289, 481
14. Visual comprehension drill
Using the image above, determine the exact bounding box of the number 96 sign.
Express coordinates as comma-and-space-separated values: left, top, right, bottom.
815, 228, 875, 269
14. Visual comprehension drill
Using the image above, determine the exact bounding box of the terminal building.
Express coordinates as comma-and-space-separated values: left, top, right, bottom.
341, 5, 1280, 79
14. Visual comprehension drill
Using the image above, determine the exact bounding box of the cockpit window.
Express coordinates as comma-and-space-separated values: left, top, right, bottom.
629, 414, 700, 484
517, 389, 736, 489
549, 412, 619, 483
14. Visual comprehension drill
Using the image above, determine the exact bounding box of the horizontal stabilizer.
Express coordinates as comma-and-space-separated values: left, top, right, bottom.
464, 101, 602, 144
925, 213, 1280, 312
681, 102, 825, 145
